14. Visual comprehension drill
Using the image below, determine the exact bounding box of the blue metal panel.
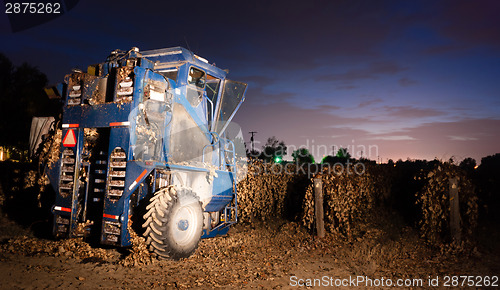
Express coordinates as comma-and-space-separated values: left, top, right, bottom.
205, 170, 235, 212
68, 128, 84, 236
55, 83, 66, 99
101, 194, 124, 219
120, 162, 155, 246
101, 63, 110, 76
140, 57, 154, 70
118, 205, 131, 246
122, 161, 154, 200
132, 66, 147, 106
165, 163, 207, 173
204, 195, 233, 212
201, 226, 230, 239
212, 170, 234, 195
51, 129, 78, 218
101, 161, 153, 246
109, 127, 130, 155
46, 159, 61, 193
63, 103, 132, 128
176, 63, 188, 87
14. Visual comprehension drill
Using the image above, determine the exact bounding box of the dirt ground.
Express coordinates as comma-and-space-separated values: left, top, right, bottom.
0, 162, 498, 289
1, 203, 499, 289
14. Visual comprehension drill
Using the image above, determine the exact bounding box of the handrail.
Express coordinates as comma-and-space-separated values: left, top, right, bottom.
202, 132, 236, 171
202, 131, 220, 165
206, 96, 214, 131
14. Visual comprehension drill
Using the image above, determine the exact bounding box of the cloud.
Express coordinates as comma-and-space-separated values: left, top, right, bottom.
204, 1, 410, 71
370, 135, 416, 141
317, 105, 341, 112
379, 118, 500, 161
317, 61, 408, 83
233, 99, 377, 158
382, 106, 445, 118
358, 98, 383, 108
235, 91, 500, 162
398, 77, 418, 87
235, 100, 371, 138
448, 136, 478, 141
412, 0, 500, 56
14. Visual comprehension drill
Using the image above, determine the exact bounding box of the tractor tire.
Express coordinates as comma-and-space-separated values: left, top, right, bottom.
142, 186, 203, 260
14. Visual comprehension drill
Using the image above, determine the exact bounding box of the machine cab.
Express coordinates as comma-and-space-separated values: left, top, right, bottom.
139, 47, 247, 165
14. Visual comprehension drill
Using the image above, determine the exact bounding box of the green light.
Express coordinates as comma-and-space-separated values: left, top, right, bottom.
274, 156, 282, 163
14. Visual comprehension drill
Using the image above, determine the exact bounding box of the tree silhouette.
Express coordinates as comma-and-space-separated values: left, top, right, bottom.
292, 148, 315, 165
0, 53, 60, 149
459, 157, 476, 172
321, 147, 352, 165
259, 136, 286, 163
336, 147, 351, 159
477, 153, 500, 220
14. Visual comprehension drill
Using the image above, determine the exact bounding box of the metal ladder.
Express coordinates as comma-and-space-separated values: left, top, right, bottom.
220, 137, 236, 171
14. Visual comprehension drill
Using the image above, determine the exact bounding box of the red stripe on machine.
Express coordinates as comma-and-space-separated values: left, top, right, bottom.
128, 169, 148, 190
109, 121, 130, 127
54, 206, 71, 212
62, 124, 79, 128
103, 213, 119, 220
136, 169, 148, 182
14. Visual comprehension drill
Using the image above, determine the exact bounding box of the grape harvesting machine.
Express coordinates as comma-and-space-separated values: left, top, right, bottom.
38, 47, 247, 259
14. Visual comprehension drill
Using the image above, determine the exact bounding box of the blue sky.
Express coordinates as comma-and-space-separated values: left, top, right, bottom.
1, 0, 499, 163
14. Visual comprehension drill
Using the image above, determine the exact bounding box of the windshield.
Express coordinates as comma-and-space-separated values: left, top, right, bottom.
213, 80, 247, 134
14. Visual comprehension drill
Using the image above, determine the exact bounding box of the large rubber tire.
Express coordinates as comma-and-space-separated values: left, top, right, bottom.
142, 186, 203, 260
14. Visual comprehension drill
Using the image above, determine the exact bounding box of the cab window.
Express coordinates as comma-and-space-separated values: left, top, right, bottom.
206, 75, 221, 126
188, 67, 206, 88
159, 68, 178, 82
186, 67, 206, 107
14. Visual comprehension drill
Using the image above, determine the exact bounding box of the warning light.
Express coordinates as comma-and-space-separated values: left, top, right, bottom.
63, 129, 77, 147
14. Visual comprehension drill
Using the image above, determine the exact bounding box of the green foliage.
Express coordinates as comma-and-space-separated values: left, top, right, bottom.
292, 148, 315, 165
336, 147, 351, 159
259, 136, 286, 163
321, 147, 353, 165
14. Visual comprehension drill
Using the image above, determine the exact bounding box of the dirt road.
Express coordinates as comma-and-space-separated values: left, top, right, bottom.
1, 208, 498, 289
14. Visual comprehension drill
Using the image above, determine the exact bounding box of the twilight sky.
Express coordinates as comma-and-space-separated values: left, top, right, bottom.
1, 0, 499, 163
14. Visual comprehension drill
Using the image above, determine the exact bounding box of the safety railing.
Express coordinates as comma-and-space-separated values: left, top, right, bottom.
202, 132, 236, 171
